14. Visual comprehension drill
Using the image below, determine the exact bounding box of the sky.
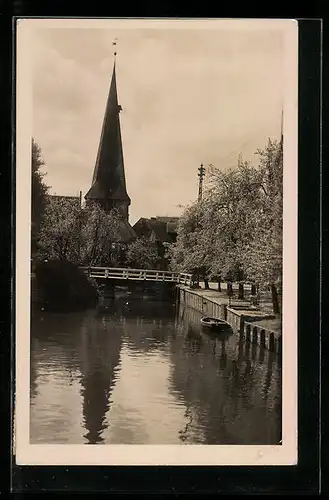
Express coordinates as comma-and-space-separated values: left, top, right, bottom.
32, 20, 285, 225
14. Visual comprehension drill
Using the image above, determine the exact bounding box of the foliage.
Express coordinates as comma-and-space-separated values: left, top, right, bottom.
169, 137, 283, 307
31, 139, 49, 252
241, 138, 283, 288
80, 204, 123, 266
35, 259, 98, 312
205, 156, 266, 281
37, 199, 125, 266
37, 196, 82, 262
168, 203, 203, 273
126, 237, 159, 269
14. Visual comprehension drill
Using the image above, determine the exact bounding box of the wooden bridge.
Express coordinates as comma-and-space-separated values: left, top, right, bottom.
81, 267, 192, 286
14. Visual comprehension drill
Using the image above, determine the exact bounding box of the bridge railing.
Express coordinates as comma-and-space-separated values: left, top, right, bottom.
80, 266, 192, 285
178, 273, 193, 285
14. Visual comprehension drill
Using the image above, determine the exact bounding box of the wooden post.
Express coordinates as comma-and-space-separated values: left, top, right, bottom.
270, 283, 280, 314
227, 282, 233, 296
238, 283, 244, 300
221, 304, 227, 320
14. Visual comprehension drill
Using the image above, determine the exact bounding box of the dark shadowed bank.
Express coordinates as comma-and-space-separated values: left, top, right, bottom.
33, 260, 99, 312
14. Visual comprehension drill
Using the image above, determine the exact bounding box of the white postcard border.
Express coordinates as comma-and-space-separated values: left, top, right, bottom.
15, 17, 298, 466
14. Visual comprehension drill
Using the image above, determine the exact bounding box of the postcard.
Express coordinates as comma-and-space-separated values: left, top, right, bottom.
15, 17, 298, 466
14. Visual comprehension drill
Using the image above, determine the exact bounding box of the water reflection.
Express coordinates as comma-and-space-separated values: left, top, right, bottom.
78, 314, 123, 444
30, 299, 281, 445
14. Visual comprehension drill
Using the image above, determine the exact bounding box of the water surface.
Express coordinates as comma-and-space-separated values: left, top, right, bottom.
30, 298, 281, 445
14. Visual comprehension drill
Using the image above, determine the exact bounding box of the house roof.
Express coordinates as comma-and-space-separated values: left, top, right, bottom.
133, 217, 178, 243
49, 194, 81, 207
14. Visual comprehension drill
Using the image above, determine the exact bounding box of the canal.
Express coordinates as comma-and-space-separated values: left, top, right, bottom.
30, 296, 282, 445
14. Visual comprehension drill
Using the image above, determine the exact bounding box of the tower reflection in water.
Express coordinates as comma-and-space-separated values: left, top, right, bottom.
78, 311, 124, 444
30, 308, 124, 445
30, 298, 281, 445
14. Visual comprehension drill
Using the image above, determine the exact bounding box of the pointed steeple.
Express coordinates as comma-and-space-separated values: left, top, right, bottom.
85, 57, 131, 220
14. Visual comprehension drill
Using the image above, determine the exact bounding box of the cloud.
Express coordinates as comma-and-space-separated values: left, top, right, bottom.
32, 23, 284, 224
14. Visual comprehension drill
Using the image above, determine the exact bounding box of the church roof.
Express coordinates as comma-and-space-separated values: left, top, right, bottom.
85, 61, 130, 204
115, 218, 137, 243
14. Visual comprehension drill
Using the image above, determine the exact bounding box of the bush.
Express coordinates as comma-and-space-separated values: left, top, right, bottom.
34, 259, 99, 312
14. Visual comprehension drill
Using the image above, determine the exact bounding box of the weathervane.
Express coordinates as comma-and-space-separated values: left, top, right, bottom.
112, 37, 122, 114
112, 37, 118, 57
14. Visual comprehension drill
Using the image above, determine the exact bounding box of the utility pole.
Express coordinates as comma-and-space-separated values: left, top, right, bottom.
112, 37, 118, 57
198, 163, 205, 202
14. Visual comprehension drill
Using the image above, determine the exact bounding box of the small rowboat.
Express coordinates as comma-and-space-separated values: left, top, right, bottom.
200, 316, 232, 333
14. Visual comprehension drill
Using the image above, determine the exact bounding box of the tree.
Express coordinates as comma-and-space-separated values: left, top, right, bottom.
31, 139, 49, 253
204, 140, 283, 312
168, 202, 212, 287
80, 204, 123, 267
37, 196, 82, 262
206, 158, 264, 282
34, 259, 98, 312
126, 237, 159, 269
241, 138, 283, 313
37, 198, 128, 267
170, 136, 283, 313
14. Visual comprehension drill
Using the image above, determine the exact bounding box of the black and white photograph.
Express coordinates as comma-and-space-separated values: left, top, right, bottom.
15, 18, 298, 466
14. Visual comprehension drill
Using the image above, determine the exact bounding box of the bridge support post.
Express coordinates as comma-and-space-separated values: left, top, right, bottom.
98, 281, 115, 309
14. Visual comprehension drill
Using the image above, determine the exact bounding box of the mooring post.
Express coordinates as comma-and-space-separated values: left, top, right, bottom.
220, 303, 227, 320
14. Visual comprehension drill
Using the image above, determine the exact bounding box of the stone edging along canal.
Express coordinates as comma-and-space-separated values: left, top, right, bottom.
177, 285, 282, 354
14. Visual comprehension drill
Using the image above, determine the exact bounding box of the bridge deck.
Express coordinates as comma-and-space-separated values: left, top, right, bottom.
81, 267, 192, 285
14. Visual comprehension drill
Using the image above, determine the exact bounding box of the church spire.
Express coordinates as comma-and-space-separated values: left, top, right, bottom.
85, 45, 131, 220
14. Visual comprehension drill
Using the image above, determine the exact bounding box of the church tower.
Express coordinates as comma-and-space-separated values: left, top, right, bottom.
85, 56, 131, 221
